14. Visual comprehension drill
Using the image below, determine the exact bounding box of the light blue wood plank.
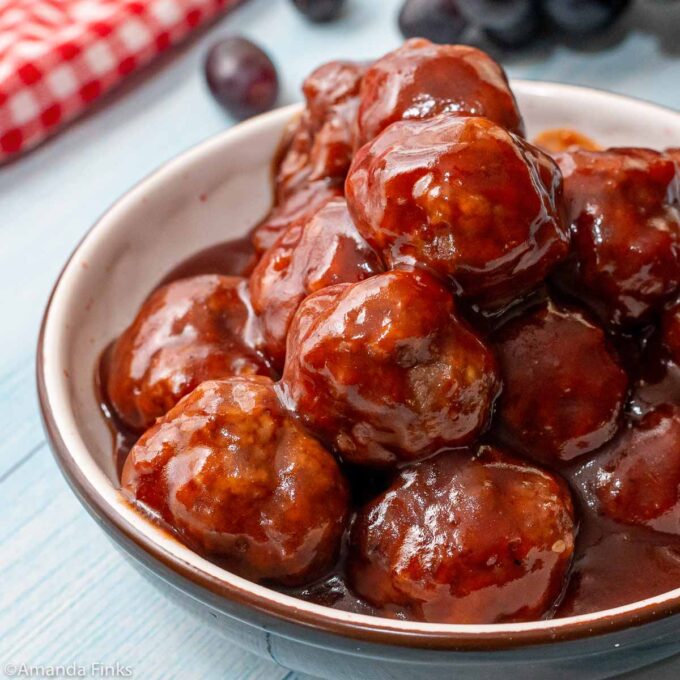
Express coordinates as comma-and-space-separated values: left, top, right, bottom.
1, 0, 679, 677
0, 444, 290, 680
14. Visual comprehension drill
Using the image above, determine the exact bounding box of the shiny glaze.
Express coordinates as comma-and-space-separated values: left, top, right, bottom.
555, 508, 680, 618
257, 61, 366, 257
158, 234, 259, 283
632, 358, 680, 415
275, 60, 365, 200
106, 274, 272, 432
346, 115, 570, 309
279, 268, 500, 466
98, 44, 680, 627
347, 446, 575, 623
554, 148, 680, 327
356, 38, 524, 147
98, 235, 262, 471
493, 300, 629, 465
96, 342, 140, 478
249, 197, 384, 370
251, 178, 342, 254
583, 405, 680, 534
629, 321, 680, 417
302, 60, 365, 181
557, 413, 680, 617
122, 377, 350, 586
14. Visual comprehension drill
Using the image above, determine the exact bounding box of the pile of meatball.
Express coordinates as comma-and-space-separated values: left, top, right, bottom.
106, 39, 680, 625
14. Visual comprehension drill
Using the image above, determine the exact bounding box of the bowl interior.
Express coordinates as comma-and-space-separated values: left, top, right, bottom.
40, 81, 680, 639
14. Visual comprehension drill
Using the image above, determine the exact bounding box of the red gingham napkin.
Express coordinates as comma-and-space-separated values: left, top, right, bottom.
0, 0, 241, 163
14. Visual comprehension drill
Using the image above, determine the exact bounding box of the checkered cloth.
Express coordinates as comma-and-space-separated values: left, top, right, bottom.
0, 0, 241, 162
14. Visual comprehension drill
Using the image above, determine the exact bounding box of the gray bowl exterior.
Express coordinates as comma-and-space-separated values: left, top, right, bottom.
116, 538, 680, 680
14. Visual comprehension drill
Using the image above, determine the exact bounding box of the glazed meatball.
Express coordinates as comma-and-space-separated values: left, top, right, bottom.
276, 60, 365, 199
122, 377, 349, 585
106, 275, 270, 432
493, 301, 628, 465
356, 38, 524, 147
250, 198, 384, 369
587, 405, 680, 535
303, 60, 365, 179
554, 148, 680, 327
346, 115, 570, 309
663, 302, 680, 366
666, 146, 680, 171
347, 446, 576, 623
280, 268, 500, 466
252, 180, 342, 255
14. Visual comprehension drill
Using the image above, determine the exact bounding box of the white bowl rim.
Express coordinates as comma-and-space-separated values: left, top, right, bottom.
37, 80, 680, 651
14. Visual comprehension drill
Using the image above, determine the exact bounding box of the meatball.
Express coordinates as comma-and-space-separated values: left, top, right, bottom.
663, 302, 680, 366
106, 275, 271, 432
251, 179, 342, 255
493, 301, 628, 465
588, 405, 680, 535
346, 115, 570, 309
276, 60, 365, 199
303, 60, 365, 182
304, 60, 365, 129
347, 446, 576, 623
356, 38, 524, 148
249, 198, 384, 370
280, 268, 500, 466
666, 146, 680, 169
554, 148, 680, 327
122, 377, 349, 585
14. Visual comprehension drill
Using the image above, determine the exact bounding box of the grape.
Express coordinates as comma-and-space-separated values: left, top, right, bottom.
398, 0, 469, 44
205, 37, 279, 120
456, 0, 535, 30
291, 0, 346, 22
542, 0, 631, 34
484, 1, 543, 48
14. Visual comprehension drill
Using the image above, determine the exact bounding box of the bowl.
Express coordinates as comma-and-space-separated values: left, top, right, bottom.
38, 81, 680, 680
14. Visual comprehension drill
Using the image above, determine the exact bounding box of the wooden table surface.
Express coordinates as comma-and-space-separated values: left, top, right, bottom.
2, 1, 680, 678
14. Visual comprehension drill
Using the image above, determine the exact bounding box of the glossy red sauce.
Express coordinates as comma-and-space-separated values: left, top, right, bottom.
158, 233, 258, 284
96, 225, 680, 620
558, 460, 680, 617
95, 39, 680, 623
97, 274, 680, 618
97, 343, 138, 479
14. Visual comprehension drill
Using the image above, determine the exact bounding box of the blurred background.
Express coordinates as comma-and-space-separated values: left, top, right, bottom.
1, 1, 679, 679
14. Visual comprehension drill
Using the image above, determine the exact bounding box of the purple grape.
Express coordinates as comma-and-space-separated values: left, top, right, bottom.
542, 0, 631, 34
205, 37, 279, 120
398, 0, 469, 44
291, 0, 346, 22
484, 1, 544, 48
456, 0, 536, 30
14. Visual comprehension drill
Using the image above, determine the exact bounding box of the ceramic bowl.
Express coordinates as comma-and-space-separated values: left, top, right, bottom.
38, 81, 680, 680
